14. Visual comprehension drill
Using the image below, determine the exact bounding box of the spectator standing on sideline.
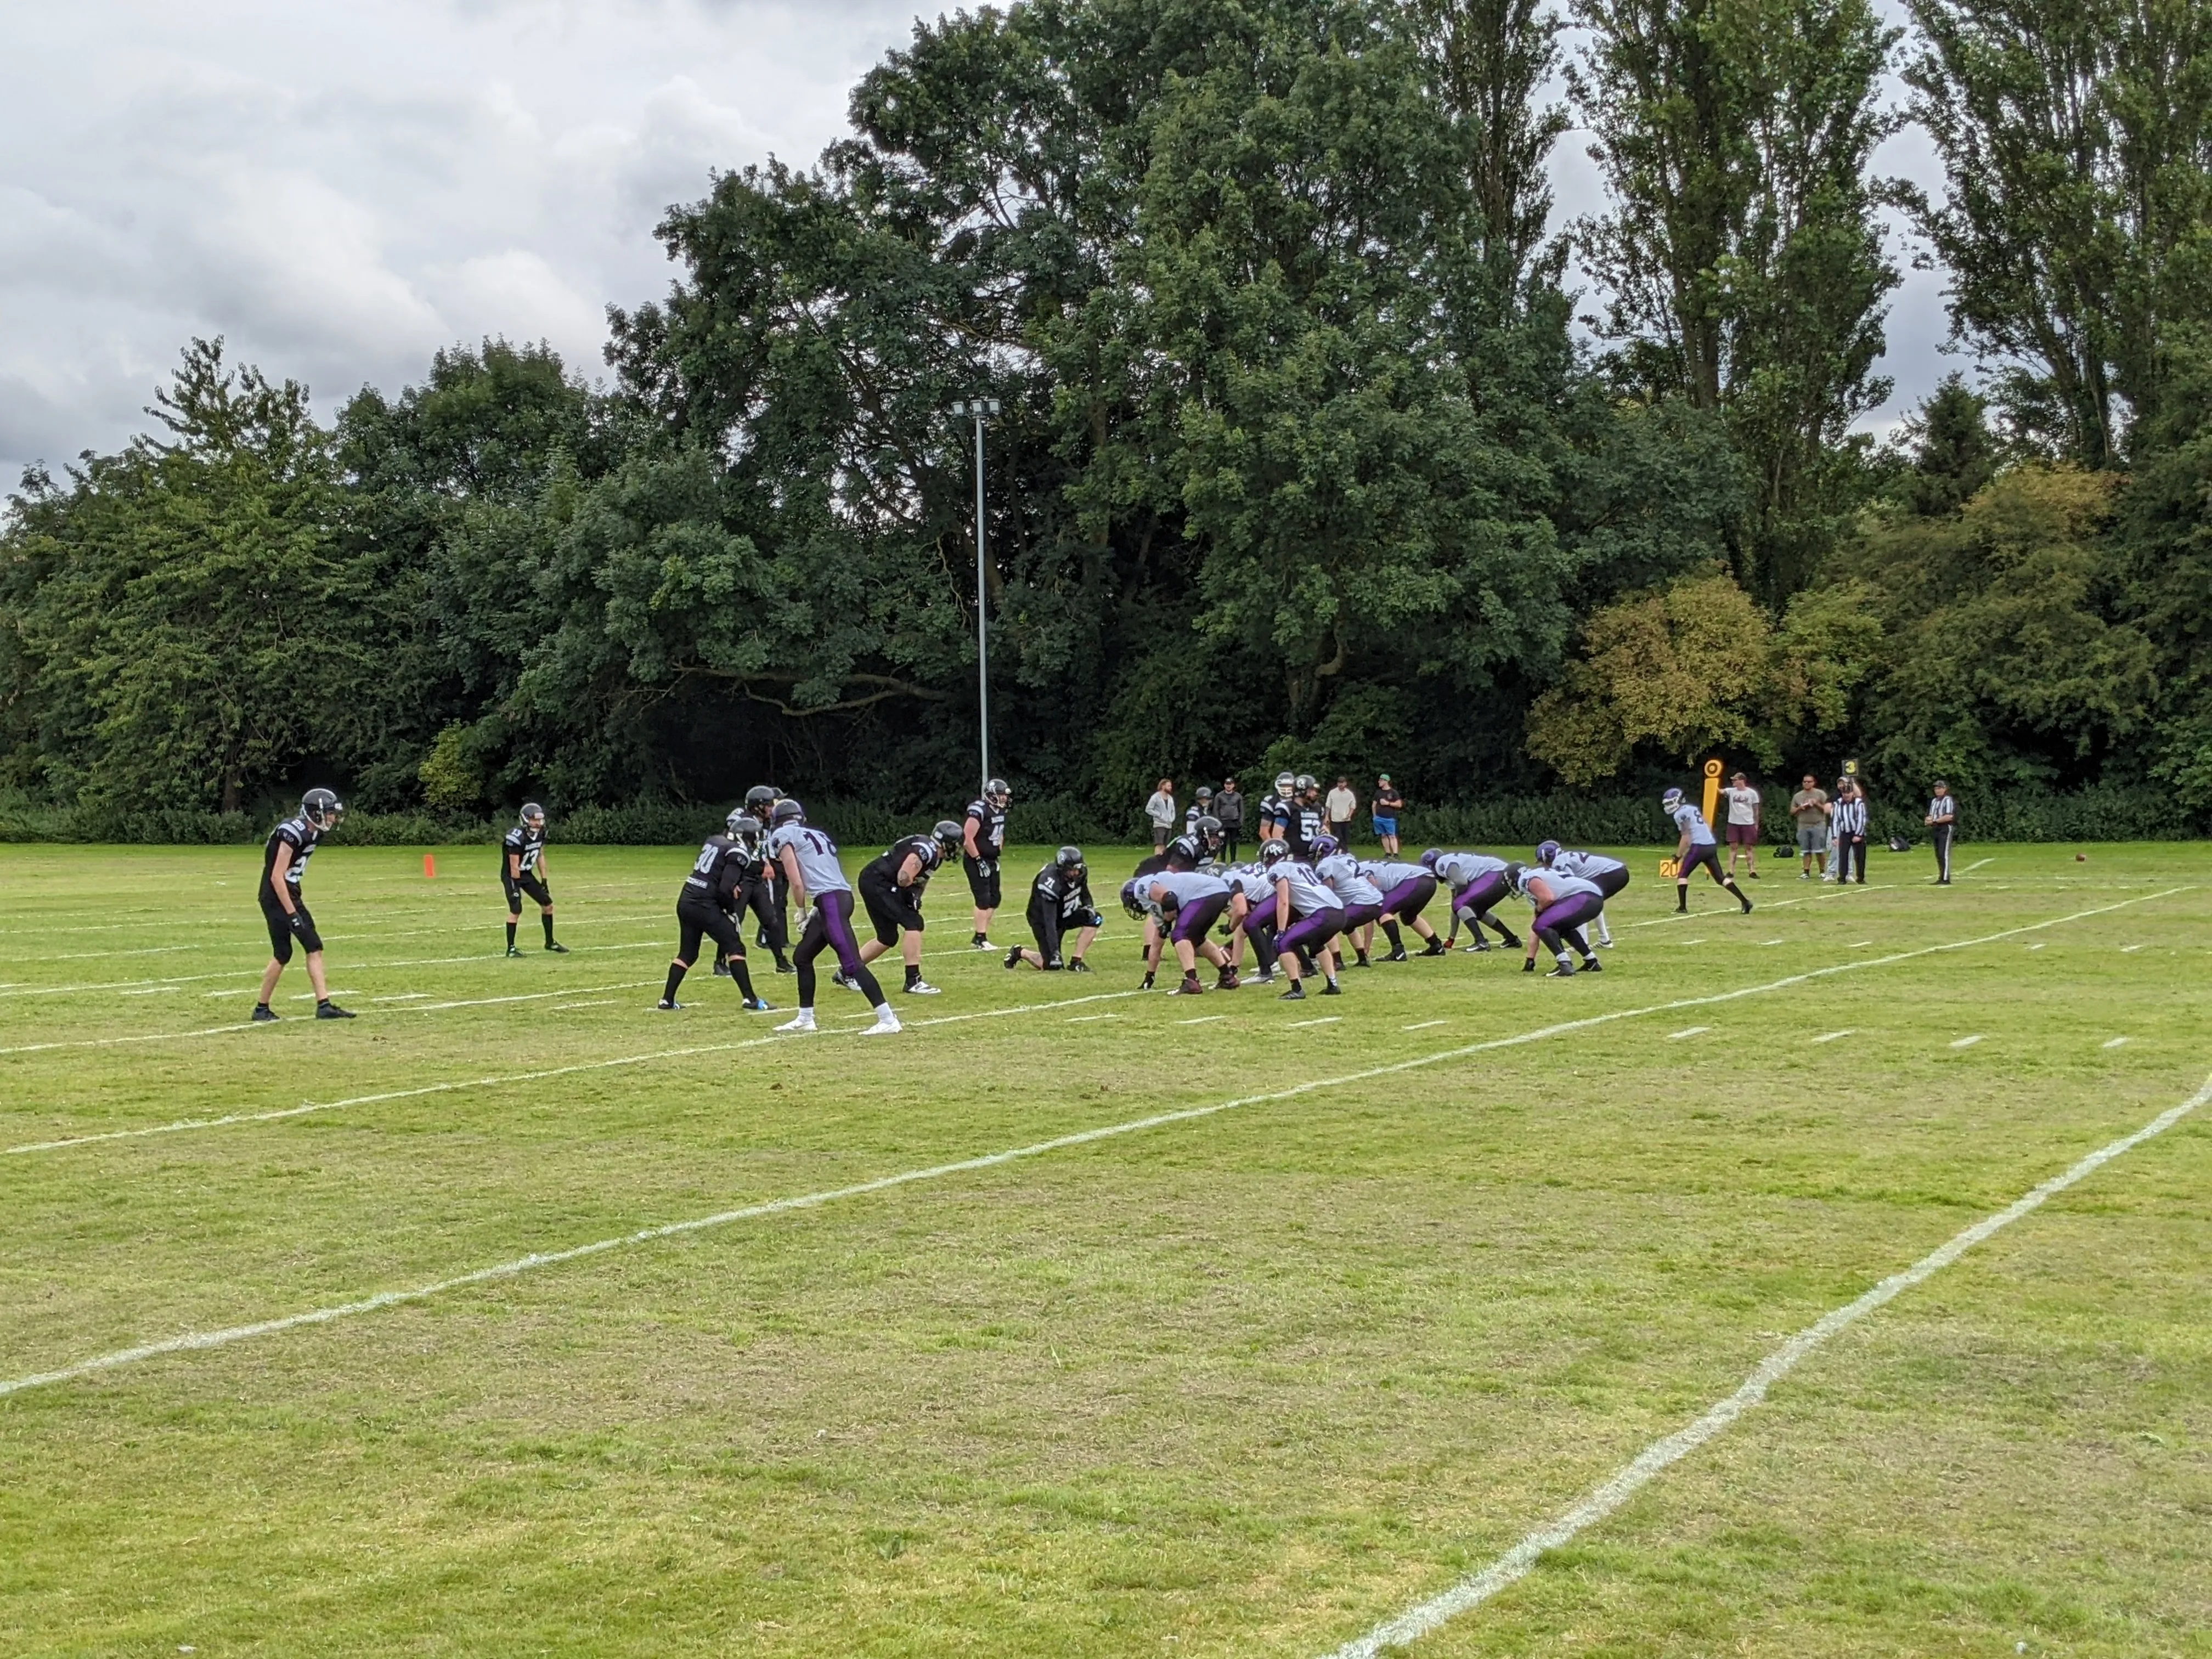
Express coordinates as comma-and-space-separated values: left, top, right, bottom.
1214, 778, 1245, 862
1830, 780, 1869, 884
1371, 774, 1404, 855
1144, 778, 1178, 851
1325, 776, 1358, 840
1789, 774, 1830, 879
1722, 770, 1762, 878
1925, 780, 1957, 883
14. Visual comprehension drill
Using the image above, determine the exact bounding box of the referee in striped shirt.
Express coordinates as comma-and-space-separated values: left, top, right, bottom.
1831, 782, 1869, 884
1925, 780, 1957, 884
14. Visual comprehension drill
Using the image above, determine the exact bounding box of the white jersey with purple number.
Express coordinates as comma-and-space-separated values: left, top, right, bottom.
1360, 859, 1426, 889
1551, 849, 1625, 882
766, 822, 850, 894
1530, 871, 1602, 906
1273, 861, 1344, 917
1432, 851, 1507, 889
1672, 803, 1717, 846
1224, 866, 1275, 906
1315, 853, 1383, 906
1151, 869, 1230, 908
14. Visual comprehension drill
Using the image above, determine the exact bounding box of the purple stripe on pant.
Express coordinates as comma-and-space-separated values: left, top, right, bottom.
1453, 871, 1510, 917
1275, 909, 1343, 959
1534, 891, 1603, 941
809, 889, 867, 975
1170, 891, 1230, 944
1380, 874, 1437, 918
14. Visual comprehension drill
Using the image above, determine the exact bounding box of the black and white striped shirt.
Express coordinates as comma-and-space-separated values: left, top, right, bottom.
1832, 796, 1867, 836
1928, 795, 1955, 824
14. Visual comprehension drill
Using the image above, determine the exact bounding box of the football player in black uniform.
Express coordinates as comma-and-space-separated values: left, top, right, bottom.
741, 785, 790, 957
1257, 771, 1294, 846
713, 816, 791, 978
661, 811, 776, 1012
853, 821, 963, 995
254, 788, 354, 1022
962, 777, 1012, 947
500, 803, 567, 956
1289, 774, 1327, 856
1007, 845, 1101, 970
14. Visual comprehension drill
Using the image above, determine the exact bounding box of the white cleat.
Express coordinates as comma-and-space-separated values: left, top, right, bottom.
905, 980, 943, 995
858, 1015, 902, 1036
775, 1013, 818, 1033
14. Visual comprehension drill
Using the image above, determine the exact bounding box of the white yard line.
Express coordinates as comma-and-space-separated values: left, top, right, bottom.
1962, 857, 1994, 873
1811, 1030, 1855, 1043
1950, 1034, 1986, 1048
0, 894, 2186, 1404
1176, 1015, 1229, 1026
1666, 1026, 1709, 1040
1402, 1019, 1448, 1031
553, 1001, 618, 1012
1318, 1071, 2212, 1659
1287, 1016, 1343, 1028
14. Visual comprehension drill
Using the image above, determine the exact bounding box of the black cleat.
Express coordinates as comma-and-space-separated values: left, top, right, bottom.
251, 1004, 278, 1022
1005, 945, 1024, 969
1463, 940, 1490, 953
1383, 949, 1409, 963
1522, 958, 1536, 973
774, 960, 794, 974
1547, 962, 1577, 977
1279, 985, 1306, 1001
756, 929, 771, 948
1498, 933, 1522, 949
315, 1001, 356, 1019
1319, 981, 1341, 996
713, 960, 731, 977
1419, 940, 1447, 957
504, 946, 523, 958
1581, 957, 1602, 972
1066, 958, 1091, 973
1352, 953, 1372, 968
657, 998, 684, 1011
545, 941, 568, 953
1140, 972, 1156, 990
742, 997, 775, 1012
1740, 896, 1754, 913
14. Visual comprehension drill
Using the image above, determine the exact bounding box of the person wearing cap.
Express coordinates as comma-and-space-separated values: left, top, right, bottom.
1370, 775, 1404, 854
1720, 770, 1762, 879
1925, 780, 1957, 884
1829, 778, 1869, 884
1212, 778, 1245, 862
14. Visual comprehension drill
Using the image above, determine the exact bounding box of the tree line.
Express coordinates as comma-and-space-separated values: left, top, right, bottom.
3, 0, 2208, 839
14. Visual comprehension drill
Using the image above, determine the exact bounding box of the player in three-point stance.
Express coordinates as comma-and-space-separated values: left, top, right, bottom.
768, 800, 900, 1036
1132, 867, 1241, 995
1356, 854, 1447, 958
1311, 835, 1386, 968
1425, 849, 1522, 951
1246, 841, 1344, 1001
1007, 846, 1101, 972
1516, 865, 1606, 977
660, 811, 777, 1012
1664, 787, 1753, 914
853, 821, 965, 996
962, 777, 1012, 949
1534, 840, 1628, 947
255, 788, 355, 1022
501, 802, 567, 957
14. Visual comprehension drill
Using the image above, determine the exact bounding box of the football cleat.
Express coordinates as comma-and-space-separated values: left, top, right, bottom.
505, 946, 523, 958
1278, 985, 1306, 1001
1216, 970, 1241, 990
1463, 940, 1490, 953
906, 979, 943, 995
1522, 958, 1537, 972
315, 1002, 356, 1019
1066, 957, 1091, 973
251, 1005, 278, 1023
1548, 961, 1577, 977
545, 941, 568, 953
775, 1012, 817, 1032
743, 997, 776, 1012
1419, 940, 1448, 956
1319, 981, 1341, 995
1383, 949, 1409, 962
658, 998, 684, 1010
713, 959, 731, 977
1581, 958, 1602, 973
858, 1014, 902, 1036
1005, 946, 1025, 969
1172, 979, 1205, 995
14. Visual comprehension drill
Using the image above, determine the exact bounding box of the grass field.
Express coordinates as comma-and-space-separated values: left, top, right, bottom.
1, 838, 2207, 1658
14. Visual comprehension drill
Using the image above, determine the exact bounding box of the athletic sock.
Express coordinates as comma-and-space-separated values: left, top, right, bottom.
730, 957, 757, 999
663, 963, 687, 1002
905, 965, 924, 989
505, 922, 517, 950
1675, 888, 1689, 912
1381, 920, 1403, 950
541, 913, 556, 947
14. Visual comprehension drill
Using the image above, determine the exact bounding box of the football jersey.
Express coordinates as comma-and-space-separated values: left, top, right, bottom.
263, 816, 319, 891
1672, 803, 1718, 845
1272, 860, 1344, 916
1361, 859, 1427, 889
766, 822, 851, 894
1314, 853, 1384, 906
1149, 869, 1231, 908
1550, 849, 1625, 882
682, 836, 749, 906
964, 797, 1008, 854
1530, 871, 1603, 904
1257, 794, 1288, 835
500, 823, 546, 877
1031, 863, 1095, 920
1223, 865, 1276, 906
865, 835, 944, 887
1131, 851, 1171, 878
1432, 851, 1508, 889
1290, 803, 1327, 851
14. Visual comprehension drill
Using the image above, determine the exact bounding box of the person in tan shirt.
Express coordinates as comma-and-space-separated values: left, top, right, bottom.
1788, 775, 1829, 879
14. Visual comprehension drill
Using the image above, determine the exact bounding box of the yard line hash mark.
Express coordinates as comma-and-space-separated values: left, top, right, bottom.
1402, 1019, 1448, 1031
1811, 1029, 1855, 1043
554, 1001, 617, 1012
1962, 857, 1994, 872
1667, 1026, 1709, 1040
1, 894, 2187, 1406
1319, 1071, 2212, 1659
1950, 1034, 1986, 1048
1287, 1017, 1342, 1028
1175, 1015, 1228, 1026
2103, 1036, 2130, 1049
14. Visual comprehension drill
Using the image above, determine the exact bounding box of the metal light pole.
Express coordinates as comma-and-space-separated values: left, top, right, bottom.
951, 398, 1000, 794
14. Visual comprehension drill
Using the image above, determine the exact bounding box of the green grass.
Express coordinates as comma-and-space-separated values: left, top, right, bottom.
0, 839, 2207, 1657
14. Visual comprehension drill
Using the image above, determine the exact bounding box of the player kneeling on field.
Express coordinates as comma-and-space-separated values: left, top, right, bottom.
501, 802, 567, 956
1009, 847, 1100, 971
660, 811, 776, 1013
255, 788, 354, 1022
1516, 865, 1604, 977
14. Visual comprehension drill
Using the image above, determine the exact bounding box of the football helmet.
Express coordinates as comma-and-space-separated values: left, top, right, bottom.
1293, 772, 1318, 797
932, 819, 965, 851
1194, 786, 1214, 802
1419, 848, 1443, 871
729, 815, 764, 847
1661, 787, 1686, 812
1056, 844, 1085, 871
1192, 814, 1222, 851
1120, 878, 1149, 919
770, 798, 805, 826
520, 802, 546, 830
1536, 839, 1561, 866
1274, 771, 1295, 797
302, 788, 345, 832
1167, 834, 1201, 866
1308, 833, 1339, 860
985, 776, 1011, 806
744, 785, 778, 817
1260, 840, 1291, 866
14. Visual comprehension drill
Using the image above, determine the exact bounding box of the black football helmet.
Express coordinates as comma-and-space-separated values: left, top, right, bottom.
520, 802, 546, 831
1056, 844, 1085, 873
1260, 839, 1291, 866
302, 787, 345, 831
1194, 786, 1214, 802
985, 776, 1011, 806
1294, 772, 1319, 799
1192, 814, 1223, 853
744, 785, 778, 820
932, 819, 965, 852
770, 798, 804, 826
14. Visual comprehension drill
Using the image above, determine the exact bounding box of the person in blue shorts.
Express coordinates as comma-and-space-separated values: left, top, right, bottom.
1371, 774, 1404, 855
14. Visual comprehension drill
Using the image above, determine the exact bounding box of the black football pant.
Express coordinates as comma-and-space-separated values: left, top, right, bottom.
1931, 823, 1954, 882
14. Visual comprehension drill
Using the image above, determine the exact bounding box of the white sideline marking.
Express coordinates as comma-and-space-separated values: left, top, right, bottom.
1319, 1071, 2212, 1659
1950, 1034, 1986, 1049
1666, 1026, 1709, 1040
1963, 857, 1994, 872
1760, 939, 1784, 946
1403, 1019, 1448, 1031
1811, 1029, 1854, 1043
1288, 1016, 1342, 1028
1678, 939, 1706, 946
2103, 1036, 2130, 1049
0, 1022, 261, 1057
1176, 1015, 1228, 1026
4, 987, 1155, 1156
1850, 940, 1872, 949
0, 899, 2189, 1401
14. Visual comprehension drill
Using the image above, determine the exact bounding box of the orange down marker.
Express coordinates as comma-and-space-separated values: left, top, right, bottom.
424, 853, 437, 879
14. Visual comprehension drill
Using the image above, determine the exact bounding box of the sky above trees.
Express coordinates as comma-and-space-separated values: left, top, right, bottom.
0, 0, 1950, 483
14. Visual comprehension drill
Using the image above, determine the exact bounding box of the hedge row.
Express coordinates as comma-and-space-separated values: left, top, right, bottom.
0, 786, 2197, 849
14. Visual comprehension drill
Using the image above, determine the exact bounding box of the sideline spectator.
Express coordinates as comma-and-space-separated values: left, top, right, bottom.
1830, 779, 1868, 884
1788, 773, 1829, 879
1144, 778, 1178, 851
1214, 778, 1244, 862
1325, 775, 1358, 840
1722, 770, 1762, 878
1925, 780, 1957, 884
1372, 774, 1404, 854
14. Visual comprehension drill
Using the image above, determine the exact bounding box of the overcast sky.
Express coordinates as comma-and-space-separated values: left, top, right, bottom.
0, 0, 1953, 485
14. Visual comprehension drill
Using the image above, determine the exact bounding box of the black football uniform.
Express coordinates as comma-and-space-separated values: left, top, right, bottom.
859, 834, 944, 946
1026, 862, 1101, 968
1288, 802, 1325, 856
725, 836, 785, 958
676, 835, 751, 964
1257, 792, 1289, 842
963, 796, 1008, 909
501, 823, 551, 910
260, 815, 323, 962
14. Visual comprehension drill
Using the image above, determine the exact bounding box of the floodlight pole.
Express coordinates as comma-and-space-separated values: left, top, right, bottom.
952, 398, 1000, 795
